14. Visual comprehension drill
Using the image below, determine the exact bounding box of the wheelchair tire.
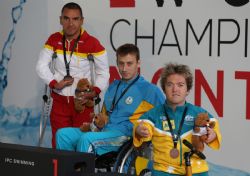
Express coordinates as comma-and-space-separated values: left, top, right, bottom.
113, 139, 137, 174
139, 168, 152, 176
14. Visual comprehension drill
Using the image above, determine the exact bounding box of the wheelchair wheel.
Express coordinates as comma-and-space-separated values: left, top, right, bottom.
113, 139, 137, 174
139, 168, 152, 176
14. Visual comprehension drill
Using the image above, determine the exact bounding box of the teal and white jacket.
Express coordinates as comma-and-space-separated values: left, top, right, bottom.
133, 102, 222, 175
103, 75, 165, 136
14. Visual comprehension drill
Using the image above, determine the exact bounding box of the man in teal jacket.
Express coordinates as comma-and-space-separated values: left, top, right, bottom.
56, 43, 165, 155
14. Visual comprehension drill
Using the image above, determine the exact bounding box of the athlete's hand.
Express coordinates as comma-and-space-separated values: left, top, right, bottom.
54, 78, 74, 90
136, 121, 150, 138
205, 127, 217, 143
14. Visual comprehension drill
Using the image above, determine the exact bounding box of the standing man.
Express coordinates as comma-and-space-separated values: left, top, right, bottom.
134, 63, 222, 176
56, 43, 165, 156
36, 2, 109, 148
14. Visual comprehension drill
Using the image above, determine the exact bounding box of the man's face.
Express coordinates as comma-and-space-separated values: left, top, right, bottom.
60, 8, 83, 40
164, 74, 189, 107
117, 54, 140, 81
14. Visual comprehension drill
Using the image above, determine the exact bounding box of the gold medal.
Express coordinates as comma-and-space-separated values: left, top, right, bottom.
170, 148, 179, 158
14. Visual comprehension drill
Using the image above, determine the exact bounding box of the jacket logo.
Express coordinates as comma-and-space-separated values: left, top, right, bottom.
162, 120, 175, 131
125, 96, 133, 104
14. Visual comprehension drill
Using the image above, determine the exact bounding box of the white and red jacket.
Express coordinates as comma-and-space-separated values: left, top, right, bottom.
36, 29, 109, 96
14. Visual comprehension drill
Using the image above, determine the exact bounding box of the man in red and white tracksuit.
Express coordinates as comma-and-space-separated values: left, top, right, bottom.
36, 2, 109, 148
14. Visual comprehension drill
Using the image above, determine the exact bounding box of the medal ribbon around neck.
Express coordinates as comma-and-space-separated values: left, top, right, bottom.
108, 75, 140, 114
163, 103, 188, 158
62, 30, 81, 77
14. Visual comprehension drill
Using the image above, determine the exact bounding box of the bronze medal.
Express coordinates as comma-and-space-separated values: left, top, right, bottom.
164, 106, 188, 160
170, 148, 179, 158
63, 75, 73, 81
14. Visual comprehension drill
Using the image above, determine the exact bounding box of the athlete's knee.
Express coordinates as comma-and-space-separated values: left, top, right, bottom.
77, 132, 95, 152
56, 128, 74, 145
56, 128, 67, 140
79, 132, 93, 145
56, 128, 79, 150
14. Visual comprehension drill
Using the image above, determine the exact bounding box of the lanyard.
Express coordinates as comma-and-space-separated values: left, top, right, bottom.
62, 31, 81, 76
163, 104, 187, 149
108, 75, 140, 114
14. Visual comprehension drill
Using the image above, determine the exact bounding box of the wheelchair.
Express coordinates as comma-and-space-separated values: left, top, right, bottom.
95, 138, 153, 175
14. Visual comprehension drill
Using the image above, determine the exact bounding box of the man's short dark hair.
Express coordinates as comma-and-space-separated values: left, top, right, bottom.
61, 2, 83, 17
116, 43, 140, 62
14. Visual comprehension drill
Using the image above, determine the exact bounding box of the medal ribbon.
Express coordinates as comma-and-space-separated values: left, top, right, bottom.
108, 75, 140, 114
62, 30, 81, 77
163, 103, 187, 149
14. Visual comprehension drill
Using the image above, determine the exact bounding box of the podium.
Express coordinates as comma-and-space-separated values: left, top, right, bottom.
0, 142, 95, 176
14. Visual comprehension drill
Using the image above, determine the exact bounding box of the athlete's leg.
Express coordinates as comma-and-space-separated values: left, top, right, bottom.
76, 130, 129, 155
56, 127, 83, 151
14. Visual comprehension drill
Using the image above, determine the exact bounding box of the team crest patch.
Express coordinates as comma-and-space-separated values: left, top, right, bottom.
125, 96, 133, 104
184, 115, 195, 126
185, 115, 194, 122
